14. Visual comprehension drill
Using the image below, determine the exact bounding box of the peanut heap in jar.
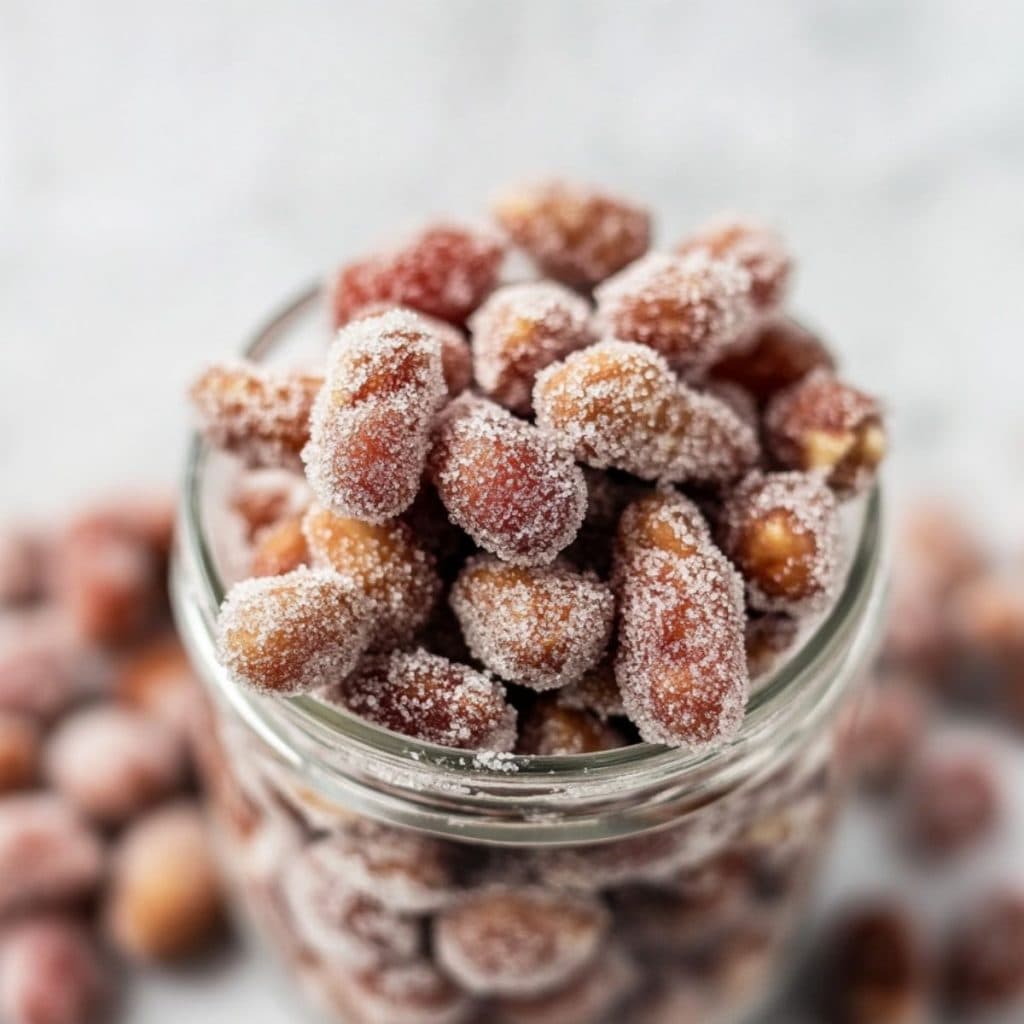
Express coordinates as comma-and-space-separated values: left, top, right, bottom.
192, 179, 886, 755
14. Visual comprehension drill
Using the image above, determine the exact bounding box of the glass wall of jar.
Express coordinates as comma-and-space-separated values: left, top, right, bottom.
171, 289, 887, 1024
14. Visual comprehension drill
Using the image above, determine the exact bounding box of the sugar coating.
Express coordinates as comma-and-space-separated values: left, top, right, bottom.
0, 612, 92, 720
433, 885, 608, 996
710, 316, 835, 405
450, 556, 614, 691
281, 840, 421, 968
44, 706, 186, 825
720, 471, 840, 615
469, 281, 592, 414
0, 794, 104, 917
330, 221, 505, 327
301, 821, 466, 914
250, 514, 310, 577
337, 959, 475, 1024
492, 179, 651, 288
303, 504, 441, 650
494, 943, 638, 1024
350, 303, 473, 397
303, 310, 447, 523
189, 362, 322, 469
515, 694, 626, 755
533, 340, 758, 484
676, 215, 792, 312
614, 494, 748, 750
594, 250, 756, 375
556, 661, 626, 721
217, 568, 371, 695
765, 368, 885, 495
0, 916, 107, 1024
229, 468, 312, 541
326, 649, 517, 752
429, 395, 586, 566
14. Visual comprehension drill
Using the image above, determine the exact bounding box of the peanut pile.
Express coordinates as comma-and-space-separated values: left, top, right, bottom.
193, 179, 887, 755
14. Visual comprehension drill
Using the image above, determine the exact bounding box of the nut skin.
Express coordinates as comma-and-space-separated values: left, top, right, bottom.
676, 215, 792, 312
493, 179, 650, 289
765, 369, 886, 495
250, 514, 310, 578
216, 569, 371, 696
821, 903, 930, 1024
0, 713, 40, 793
104, 802, 224, 962
330, 222, 505, 326
189, 363, 322, 469
0, 916, 108, 1024
709, 316, 834, 405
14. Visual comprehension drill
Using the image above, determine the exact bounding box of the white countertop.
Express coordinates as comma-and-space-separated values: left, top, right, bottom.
2, 1, 1023, 1020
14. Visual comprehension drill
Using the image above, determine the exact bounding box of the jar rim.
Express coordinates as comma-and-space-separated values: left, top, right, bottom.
172, 284, 888, 842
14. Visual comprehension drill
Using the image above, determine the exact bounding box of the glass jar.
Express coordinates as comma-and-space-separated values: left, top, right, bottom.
171, 287, 888, 1024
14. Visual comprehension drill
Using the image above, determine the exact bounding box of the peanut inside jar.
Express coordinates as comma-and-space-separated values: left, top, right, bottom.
183, 177, 888, 1024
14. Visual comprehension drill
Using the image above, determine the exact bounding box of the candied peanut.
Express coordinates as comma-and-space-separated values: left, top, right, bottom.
302, 504, 441, 650
56, 514, 164, 648
944, 888, 1024, 1011
594, 251, 755, 375
469, 282, 592, 414
495, 944, 637, 1024
0, 795, 104, 917
250, 514, 310, 577
0, 613, 94, 721
217, 568, 371, 695
190, 362, 322, 469
904, 745, 1000, 857
949, 573, 1024, 664
428, 395, 586, 566
719, 471, 840, 615
44, 706, 186, 825
303, 310, 447, 522
765, 368, 886, 495
0, 917, 107, 1024
821, 903, 930, 1024
350, 303, 474, 397
492, 179, 650, 288
533, 826, 689, 890
330, 222, 505, 326
709, 316, 835, 405
744, 612, 799, 679
0, 713, 39, 792
329, 959, 475, 1024
104, 802, 223, 961
557, 660, 625, 721
676, 215, 792, 312
281, 840, 422, 967
613, 493, 749, 749
0, 529, 46, 607
433, 885, 608, 996
114, 636, 202, 744
851, 678, 927, 792
229, 469, 312, 541
326, 649, 517, 752
297, 821, 469, 914
450, 556, 614, 691
516, 694, 627, 755
533, 340, 758, 484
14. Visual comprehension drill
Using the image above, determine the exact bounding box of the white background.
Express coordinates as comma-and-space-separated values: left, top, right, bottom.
2, 2, 1024, 1020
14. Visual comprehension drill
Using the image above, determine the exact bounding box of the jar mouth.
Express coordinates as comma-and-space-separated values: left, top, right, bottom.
173, 284, 887, 805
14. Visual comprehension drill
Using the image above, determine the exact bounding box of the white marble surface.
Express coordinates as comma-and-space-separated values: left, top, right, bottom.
2, 1, 1024, 1020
